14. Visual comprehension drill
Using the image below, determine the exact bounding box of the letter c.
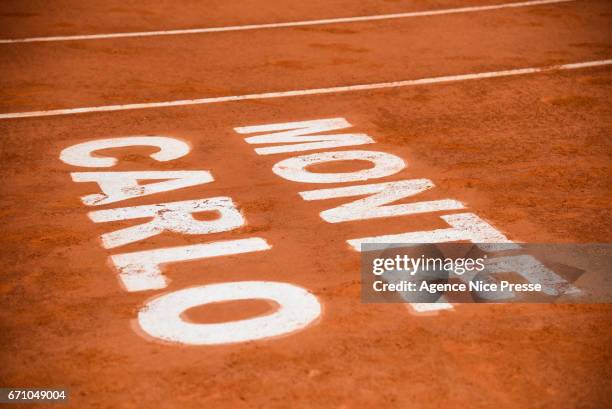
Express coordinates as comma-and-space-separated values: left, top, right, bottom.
60, 136, 190, 168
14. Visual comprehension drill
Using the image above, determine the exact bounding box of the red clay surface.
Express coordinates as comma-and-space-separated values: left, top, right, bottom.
2, 0, 611, 112
0, 1, 611, 408
0, 0, 539, 38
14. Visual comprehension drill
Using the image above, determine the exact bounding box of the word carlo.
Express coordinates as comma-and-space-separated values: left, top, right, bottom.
59, 117, 573, 346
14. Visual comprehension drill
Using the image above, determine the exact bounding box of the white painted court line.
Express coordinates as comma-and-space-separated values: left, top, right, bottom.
0, 0, 575, 44
1, 59, 610, 120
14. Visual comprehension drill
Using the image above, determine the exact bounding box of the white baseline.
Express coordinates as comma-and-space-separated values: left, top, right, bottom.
0, 0, 575, 44
0, 59, 610, 120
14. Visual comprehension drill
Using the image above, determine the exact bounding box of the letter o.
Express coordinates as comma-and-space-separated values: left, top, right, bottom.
272, 150, 406, 183
138, 281, 321, 345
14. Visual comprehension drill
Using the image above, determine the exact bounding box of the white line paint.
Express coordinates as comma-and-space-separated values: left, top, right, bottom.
89, 197, 245, 249
347, 213, 516, 251
272, 150, 406, 184
138, 281, 321, 345
409, 302, 454, 313
111, 238, 271, 292
1, 59, 610, 120
300, 179, 465, 223
0, 0, 575, 44
235, 117, 374, 155
59, 136, 190, 168
485, 255, 579, 296
71, 170, 214, 206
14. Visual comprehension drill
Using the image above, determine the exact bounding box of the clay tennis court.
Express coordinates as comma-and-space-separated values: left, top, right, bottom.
0, 0, 611, 407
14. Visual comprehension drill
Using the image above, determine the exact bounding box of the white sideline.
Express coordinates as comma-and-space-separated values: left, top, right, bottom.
0, 0, 575, 44
0, 59, 610, 120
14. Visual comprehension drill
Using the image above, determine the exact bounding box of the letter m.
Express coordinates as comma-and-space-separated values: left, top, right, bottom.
234, 118, 374, 155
